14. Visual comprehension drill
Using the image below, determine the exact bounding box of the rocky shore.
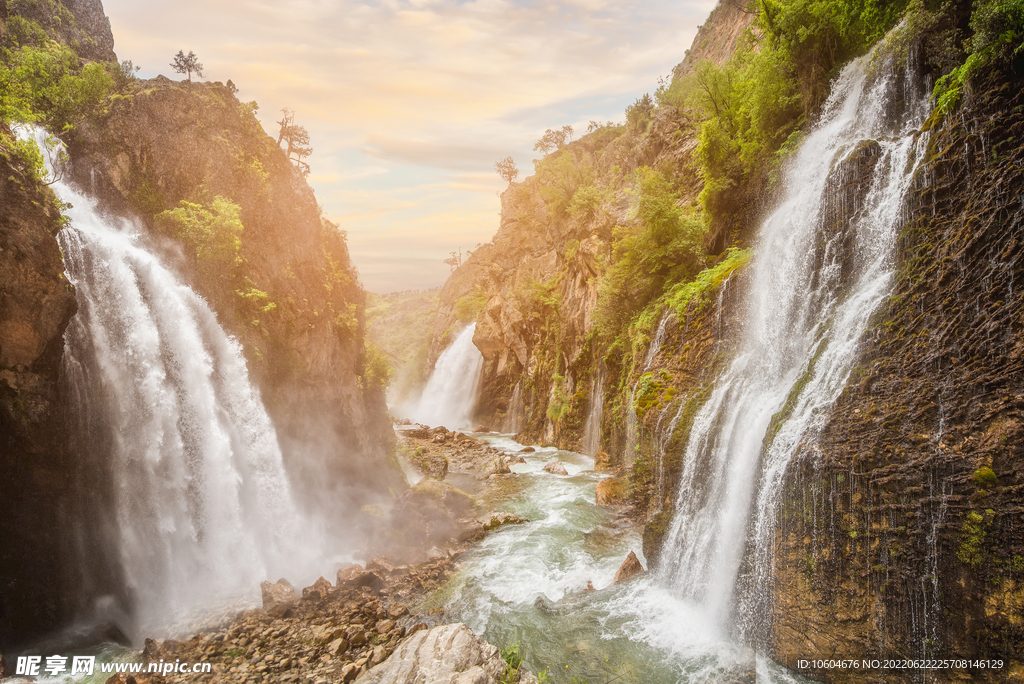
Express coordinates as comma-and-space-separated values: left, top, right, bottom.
97, 427, 538, 684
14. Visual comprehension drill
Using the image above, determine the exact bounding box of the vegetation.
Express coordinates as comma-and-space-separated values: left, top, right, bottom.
156, 196, 245, 275
170, 49, 203, 82
495, 156, 519, 185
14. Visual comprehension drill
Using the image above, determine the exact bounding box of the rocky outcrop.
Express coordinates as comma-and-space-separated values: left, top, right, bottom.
359, 623, 532, 684
0, 125, 88, 647
767, 69, 1024, 680
671, 0, 757, 79
613, 551, 646, 583
0, 0, 116, 62
67, 76, 402, 514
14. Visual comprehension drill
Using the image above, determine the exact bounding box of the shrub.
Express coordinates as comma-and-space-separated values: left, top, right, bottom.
156, 196, 245, 274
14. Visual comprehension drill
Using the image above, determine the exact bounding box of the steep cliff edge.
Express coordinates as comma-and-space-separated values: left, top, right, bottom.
770, 69, 1024, 679
67, 78, 401, 505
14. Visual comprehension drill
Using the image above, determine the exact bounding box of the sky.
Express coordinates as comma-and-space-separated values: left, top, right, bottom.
101, 0, 717, 293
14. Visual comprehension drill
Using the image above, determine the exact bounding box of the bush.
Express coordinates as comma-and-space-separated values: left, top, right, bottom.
156, 196, 245, 274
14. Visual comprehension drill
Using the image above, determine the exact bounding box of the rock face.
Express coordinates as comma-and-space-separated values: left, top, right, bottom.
0, 124, 90, 647
358, 623, 509, 684
765, 71, 1024, 679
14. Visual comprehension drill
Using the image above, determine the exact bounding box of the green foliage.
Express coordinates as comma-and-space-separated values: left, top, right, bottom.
957, 509, 996, 568
110, 58, 140, 92
156, 196, 244, 274
454, 286, 488, 322
594, 167, 706, 339
632, 369, 673, 419
7, 132, 46, 183
567, 184, 603, 222
665, 247, 752, 316
360, 343, 393, 394
535, 149, 594, 218
933, 0, 1024, 114
625, 92, 654, 131
0, 41, 113, 131
546, 375, 571, 421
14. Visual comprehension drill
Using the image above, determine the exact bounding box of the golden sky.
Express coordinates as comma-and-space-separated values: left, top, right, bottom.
102, 0, 716, 293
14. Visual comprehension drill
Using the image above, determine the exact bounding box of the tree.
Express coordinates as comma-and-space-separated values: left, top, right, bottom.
276, 108, 313, 176
225, 79, 238, 95
533, 124, 574, 156
444, 249, 462, 273
495, 156, 518, 185
170, 50, 203, 82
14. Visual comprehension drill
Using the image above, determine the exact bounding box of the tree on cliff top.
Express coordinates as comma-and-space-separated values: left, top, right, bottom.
533, 125, 574, 156
495, 156, 518, 185
276, 108, 313, 176
170, 50, 203, 82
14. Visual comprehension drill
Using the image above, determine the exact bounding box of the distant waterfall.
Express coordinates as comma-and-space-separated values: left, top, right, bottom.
657, 52, 931, 637
22, 127, 323, 634
412, 324, 483, 430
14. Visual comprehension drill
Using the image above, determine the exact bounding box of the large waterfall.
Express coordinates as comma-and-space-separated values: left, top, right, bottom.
24, 128, 324, 635
657, 51, 930, 639
411, 323, 484, 430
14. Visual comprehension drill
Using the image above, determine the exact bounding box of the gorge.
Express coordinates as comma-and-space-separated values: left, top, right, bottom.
2, 0, 1024, 682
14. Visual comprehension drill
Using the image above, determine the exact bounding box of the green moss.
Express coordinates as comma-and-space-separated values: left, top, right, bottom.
665, 247, 752, 317
972, 466, 998, 488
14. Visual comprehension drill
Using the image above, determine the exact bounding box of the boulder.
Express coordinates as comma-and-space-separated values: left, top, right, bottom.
491, 457, 511, 475
302, 575, 333, 602
519, 446, 535, 453
595, 477, 626, 506
613, 551, 646, 583
357, 623, 507, 684
473, 424, 492, 433
543, 460, 568, 476
260, 579, 298, 615
340, 571, 386, 594
337, 563, 364, 584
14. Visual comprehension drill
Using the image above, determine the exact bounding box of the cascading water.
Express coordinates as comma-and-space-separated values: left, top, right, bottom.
658, 49, 931, 641
411, 323, 483, 430
22, 127, 324, 636
503, 380, 525, 433
581, 366, 604, 456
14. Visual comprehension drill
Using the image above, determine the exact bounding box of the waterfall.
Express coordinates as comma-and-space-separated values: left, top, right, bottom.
581, 366, 604, 456
657, 52, 931, 638
20, 127, 323, 635
504, 380, 525, 433
412, 323, 483, 430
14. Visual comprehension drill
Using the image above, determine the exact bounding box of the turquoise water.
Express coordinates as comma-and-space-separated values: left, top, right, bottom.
435, 434, 809, 684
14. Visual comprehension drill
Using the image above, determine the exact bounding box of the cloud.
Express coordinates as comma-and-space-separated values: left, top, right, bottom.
102, 0, 717, 292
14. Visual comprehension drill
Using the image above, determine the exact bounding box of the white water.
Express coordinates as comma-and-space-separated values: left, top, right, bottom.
21, 127, 324, 635
658, 52, 930, 638
410, 323, 483, 430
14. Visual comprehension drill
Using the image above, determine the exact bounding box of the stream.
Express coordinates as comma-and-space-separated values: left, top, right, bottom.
428, 433, 810, 684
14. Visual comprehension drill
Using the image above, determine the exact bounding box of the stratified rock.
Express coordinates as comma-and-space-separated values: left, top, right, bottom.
595, 477, 626, 506
613, 551, 646, 583
543, 460, 568, 476
260, 579, 297, 615
357, 623, 507, 684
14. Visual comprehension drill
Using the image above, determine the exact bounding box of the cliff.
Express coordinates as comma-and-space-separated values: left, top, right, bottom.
68, 77, 401, 503
769, 68, 1024, 680
0, 0, 401, 649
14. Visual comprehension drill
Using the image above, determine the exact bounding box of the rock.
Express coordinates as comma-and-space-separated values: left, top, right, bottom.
328, 637, 350, 655
543, 460, 568, 476
519, 446, 535, 453
358, 623, 507, 684
303, 575, 333, 602
341, 662, 361, 682
261, 579, 298, 616
595, 477, 626, 506
340, 571, 386, 594
407, 622, 428, 635
613, 550, 646, 583
105, 675, 138, 684
337, 563, 364, 584
491, 457, 511, 475
593, 451, 613, 471
511, 455, 526, 464
482, 512, 527, 531
473, 424, 492, 433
